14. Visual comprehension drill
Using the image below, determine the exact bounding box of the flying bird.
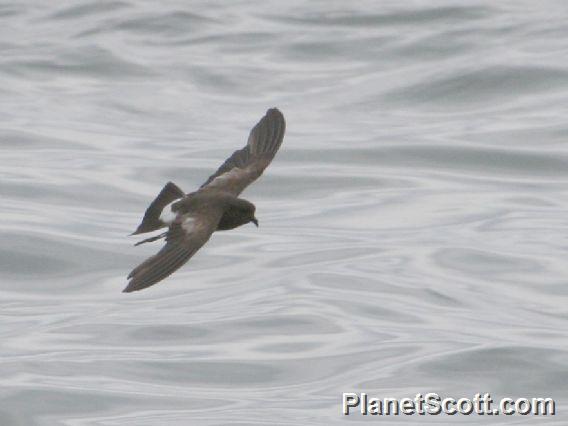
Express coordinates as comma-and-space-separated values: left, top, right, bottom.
124, 108, 286, 293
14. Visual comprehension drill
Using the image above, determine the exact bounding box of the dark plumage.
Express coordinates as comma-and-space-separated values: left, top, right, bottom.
124, 108, 286, 293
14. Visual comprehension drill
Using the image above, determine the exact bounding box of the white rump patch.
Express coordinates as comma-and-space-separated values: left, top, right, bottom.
159, 201, 178, 225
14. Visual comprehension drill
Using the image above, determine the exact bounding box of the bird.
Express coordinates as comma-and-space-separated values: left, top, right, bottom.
123, 108, 286, 293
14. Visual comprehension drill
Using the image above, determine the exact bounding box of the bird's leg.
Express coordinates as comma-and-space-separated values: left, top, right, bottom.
134, 232, 167, 246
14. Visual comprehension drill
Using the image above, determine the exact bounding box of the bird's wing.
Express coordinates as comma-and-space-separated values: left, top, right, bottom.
123, 209, 220, 293
200, 108, 285, 196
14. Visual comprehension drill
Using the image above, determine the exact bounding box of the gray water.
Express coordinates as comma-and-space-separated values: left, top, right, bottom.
1, 1, 567, 424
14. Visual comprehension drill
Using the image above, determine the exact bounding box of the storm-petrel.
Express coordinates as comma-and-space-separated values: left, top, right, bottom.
124, 108, 286, 292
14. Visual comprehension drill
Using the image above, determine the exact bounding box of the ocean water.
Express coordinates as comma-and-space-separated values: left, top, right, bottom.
1, 1, 567, 424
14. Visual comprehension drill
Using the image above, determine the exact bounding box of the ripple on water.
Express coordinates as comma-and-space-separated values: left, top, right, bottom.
432, 247, 544, 278
384, 65, 568, 108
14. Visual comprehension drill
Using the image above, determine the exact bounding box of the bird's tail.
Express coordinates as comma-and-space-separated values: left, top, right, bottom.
131, 181, 184, 235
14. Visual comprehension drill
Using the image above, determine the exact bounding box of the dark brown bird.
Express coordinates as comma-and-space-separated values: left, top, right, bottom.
124, 108, 286, 293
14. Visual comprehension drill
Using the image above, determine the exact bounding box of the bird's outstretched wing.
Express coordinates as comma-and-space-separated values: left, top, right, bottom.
123, 210, 220, 293
200, 108, 286, 195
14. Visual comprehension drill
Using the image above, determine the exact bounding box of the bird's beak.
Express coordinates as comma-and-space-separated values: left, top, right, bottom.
251, 217, 259, 227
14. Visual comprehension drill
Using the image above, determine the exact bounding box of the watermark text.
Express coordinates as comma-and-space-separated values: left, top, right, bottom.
342, 393, 555, 416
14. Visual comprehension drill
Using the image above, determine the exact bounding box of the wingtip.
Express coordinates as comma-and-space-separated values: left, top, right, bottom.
266, 107, 284, 119
122, 282, 137, 293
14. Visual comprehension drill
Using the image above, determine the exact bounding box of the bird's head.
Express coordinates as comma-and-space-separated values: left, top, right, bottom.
230, 198, 259, 228
247, 204, 259, 227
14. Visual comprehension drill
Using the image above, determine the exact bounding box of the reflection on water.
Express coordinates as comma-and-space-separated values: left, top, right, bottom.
1, 1, 568, 424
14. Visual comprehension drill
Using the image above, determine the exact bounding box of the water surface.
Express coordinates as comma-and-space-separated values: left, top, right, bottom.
1, 1, 567, 424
